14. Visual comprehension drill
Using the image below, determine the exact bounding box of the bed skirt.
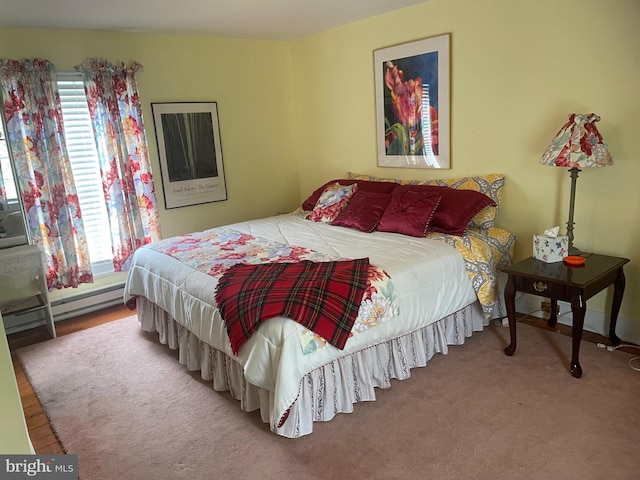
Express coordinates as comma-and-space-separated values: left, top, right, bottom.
135, 297, 490, 438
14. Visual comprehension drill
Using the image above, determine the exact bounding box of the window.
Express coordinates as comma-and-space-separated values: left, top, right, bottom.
0, 122, 18, 202
1, 73, 114, 276
57, 72, 114, 277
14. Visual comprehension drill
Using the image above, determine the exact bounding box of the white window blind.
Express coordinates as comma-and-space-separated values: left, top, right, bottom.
57, 72, 114, 277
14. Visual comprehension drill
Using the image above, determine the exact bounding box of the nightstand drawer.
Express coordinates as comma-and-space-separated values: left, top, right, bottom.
513, 276, 569, 299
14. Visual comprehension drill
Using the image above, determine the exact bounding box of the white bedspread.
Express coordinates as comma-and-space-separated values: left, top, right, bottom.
124, 214, 477, 425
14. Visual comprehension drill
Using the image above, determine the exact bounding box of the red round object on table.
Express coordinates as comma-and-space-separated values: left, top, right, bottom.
564, 255, 586, 266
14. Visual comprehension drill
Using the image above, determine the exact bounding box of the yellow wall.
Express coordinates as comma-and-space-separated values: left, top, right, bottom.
291, 0, 640, 321
0, 28, 300, 239
1, 0, 638, 323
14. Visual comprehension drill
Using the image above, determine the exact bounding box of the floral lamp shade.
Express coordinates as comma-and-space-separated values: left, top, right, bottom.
539, 113, 613, 256
540, 113, 613, 168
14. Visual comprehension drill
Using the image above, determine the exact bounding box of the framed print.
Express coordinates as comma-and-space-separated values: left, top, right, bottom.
374, 33, 451, 169
152, 102, 227, 209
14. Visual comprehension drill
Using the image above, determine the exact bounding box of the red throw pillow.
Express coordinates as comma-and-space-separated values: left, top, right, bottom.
403, 185, 496, 236
302, 179, 399, 211
331, 190, 392, 232
377, 188, 442, 237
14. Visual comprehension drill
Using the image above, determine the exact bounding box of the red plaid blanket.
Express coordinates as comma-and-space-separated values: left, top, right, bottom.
215, 258, 370, 355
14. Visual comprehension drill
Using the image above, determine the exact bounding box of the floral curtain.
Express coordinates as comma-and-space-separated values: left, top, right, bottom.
0, 58, 93, 289
75, 59, 161, 271
0, 128, 7, 210
0, 175, 6, 211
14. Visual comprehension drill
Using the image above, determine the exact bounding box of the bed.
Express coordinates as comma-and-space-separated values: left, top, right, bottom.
124, 172, 515, 438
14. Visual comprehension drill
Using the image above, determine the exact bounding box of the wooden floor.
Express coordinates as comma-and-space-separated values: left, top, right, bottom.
7, 305, 635, 454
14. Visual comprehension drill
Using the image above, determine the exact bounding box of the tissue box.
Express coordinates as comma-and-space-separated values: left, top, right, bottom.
533, 234, 568, 263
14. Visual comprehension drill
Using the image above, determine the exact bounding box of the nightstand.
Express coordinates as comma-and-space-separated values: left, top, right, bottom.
0, 244, 56, 338
502, 254, 629, 378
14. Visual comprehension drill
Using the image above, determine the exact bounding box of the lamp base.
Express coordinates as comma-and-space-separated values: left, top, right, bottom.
568, 246, 592, 258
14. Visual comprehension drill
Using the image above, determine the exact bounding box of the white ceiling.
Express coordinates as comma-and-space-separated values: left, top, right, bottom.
0, 0, 429, 41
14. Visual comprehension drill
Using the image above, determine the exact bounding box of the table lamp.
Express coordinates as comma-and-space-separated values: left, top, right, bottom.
539, 113, 613, 256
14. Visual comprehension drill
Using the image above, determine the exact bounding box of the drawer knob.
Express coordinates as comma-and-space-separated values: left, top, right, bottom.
533, 281, 548, 293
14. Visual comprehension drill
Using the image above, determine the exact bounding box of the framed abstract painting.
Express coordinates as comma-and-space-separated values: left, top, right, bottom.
152, 102, 227, 209
374, 33, 451, 169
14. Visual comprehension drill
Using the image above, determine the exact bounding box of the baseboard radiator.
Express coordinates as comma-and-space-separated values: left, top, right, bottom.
3, 284, 125, 335
51, 284, 125, 322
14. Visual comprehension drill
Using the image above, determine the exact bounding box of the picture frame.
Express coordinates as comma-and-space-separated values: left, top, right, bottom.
151, 102, 227, 209
374, 33, 451, 169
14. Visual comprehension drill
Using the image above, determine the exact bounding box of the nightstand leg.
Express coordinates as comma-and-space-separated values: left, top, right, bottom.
547, 298, 558, 327
504, 274, 517, 356
609, 268, 625, 346
570, 294, 586, 378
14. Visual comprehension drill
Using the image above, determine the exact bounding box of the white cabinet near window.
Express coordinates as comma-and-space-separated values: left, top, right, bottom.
0, 244, 55, 338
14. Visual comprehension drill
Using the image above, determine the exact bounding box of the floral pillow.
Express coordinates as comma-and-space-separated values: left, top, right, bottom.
310, 182, 358, 223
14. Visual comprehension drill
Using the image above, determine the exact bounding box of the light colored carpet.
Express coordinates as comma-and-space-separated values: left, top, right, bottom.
16, 315, 640, 480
